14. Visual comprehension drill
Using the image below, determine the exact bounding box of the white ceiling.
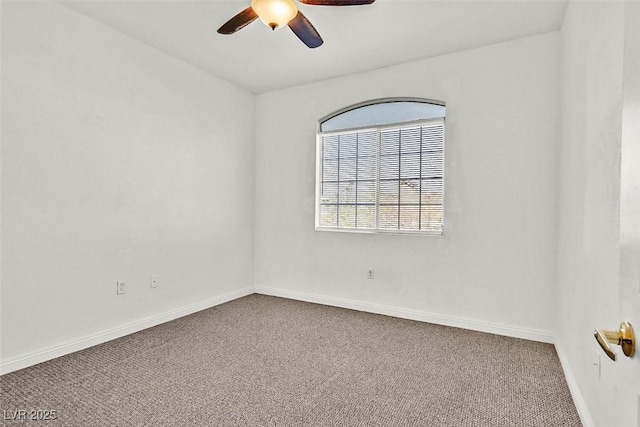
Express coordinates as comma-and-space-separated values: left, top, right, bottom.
60, 0, 568, 94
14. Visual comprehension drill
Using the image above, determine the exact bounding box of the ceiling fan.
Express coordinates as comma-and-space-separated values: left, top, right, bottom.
217, 0, 376, 48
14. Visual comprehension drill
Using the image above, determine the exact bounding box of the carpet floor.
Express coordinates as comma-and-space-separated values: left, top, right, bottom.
1, 294, 581, 426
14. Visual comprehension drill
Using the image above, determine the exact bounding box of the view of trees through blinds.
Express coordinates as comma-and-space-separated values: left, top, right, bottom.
318, 120, 444, 233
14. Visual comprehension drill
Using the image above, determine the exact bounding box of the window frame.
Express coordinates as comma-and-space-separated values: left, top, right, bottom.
315, 98, 446, 236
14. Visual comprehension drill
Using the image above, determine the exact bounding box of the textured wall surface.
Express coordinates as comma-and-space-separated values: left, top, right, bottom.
255, 32, 560, 338
1, 1, 256, 363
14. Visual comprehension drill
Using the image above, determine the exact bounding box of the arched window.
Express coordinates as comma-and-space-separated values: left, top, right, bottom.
316, 98, 445, 234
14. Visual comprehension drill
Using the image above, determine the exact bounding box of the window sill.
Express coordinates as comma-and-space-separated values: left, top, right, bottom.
314, 227, 443, 237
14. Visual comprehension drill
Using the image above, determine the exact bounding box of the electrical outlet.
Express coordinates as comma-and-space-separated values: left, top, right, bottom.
117, 281, 126, 295
150, 275, 158, 288
367, 269, 375, 280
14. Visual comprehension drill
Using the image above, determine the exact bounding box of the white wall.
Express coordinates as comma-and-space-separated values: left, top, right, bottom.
555, 2, 625, 426
0, 1, 255, 368
254, 33, 560, 340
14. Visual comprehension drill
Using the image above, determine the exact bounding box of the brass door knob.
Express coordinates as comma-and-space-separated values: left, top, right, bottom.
594, 321, 635, 361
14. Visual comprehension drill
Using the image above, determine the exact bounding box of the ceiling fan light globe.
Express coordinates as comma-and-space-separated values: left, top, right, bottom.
251, 0, 298, 30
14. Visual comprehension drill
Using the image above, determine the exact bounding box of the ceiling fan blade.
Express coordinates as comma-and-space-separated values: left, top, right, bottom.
298, 0, 375, 5
288, 11, 323, 48
217, 7, 258, 35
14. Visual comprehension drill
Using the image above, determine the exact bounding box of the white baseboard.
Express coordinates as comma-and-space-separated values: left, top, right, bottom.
254, 286, 554, 343
1, 286, 556, 375
0, 286, 254, 375
554, 342, 594, 427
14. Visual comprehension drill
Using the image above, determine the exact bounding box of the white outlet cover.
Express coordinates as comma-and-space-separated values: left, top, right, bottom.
117, 281, 125, 295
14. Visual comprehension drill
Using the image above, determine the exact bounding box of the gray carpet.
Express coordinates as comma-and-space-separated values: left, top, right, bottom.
1, 294, 581, 426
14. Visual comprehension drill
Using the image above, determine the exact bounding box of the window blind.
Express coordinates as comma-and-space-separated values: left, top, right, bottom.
318, 119, 444, 234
